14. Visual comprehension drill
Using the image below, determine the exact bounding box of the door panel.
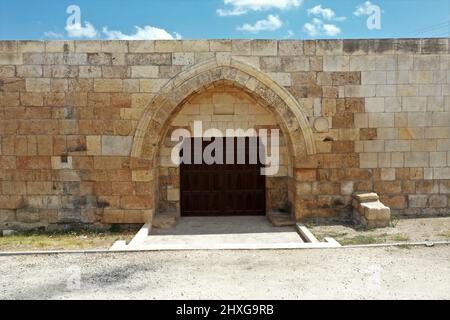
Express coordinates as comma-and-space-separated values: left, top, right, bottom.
180, 137, 265, 216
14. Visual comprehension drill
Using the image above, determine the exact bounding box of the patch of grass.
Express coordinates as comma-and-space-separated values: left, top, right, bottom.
353, 224, 376, 232
109, 224, 122, 233
340, 234, 387, 246
0, 229, 135, 251
398, 244, 412, 250
436, 231, 450, 238
390, 213, 400, 228
314, 231, 348, 241
390, 234, 410, 242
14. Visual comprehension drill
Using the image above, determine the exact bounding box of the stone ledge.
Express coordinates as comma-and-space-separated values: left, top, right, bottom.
268, 211, 295, 227
353, 192, 379, 202
1, 38, 448, 56
152, 211, 178, 229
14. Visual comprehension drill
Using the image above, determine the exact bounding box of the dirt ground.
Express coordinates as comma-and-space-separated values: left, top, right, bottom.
309, 217, 450, 245
0, 245, 449, 299
0, 217, 449, 251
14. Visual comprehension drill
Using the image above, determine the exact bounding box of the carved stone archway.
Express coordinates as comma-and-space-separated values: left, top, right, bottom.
130, 56, 317, 223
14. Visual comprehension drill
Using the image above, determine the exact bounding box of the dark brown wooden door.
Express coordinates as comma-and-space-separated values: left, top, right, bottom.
180, 137, 265, 216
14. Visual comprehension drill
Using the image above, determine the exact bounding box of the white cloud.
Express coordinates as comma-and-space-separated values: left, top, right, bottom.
285, 29, 295, 38
65, 22, 98, 38
102, 25, 181, 40
303, 4, 344, 37
354, 1, 374, 16
303, 18, 341, 37
217, 0, 302, 16
303, 19, 321, 37
58, 4, 179, 40
173, 32, 183, 40
307, 5, 346, 21
43, 31, 64, 39
322, 23, 341, 36
237, 14, 283, 33
217, 8, 247, 16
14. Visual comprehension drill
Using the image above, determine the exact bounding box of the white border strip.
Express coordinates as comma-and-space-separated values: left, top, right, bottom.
0, 241, 448, 257
296, 223, 320, 243
126, 224, 151, 248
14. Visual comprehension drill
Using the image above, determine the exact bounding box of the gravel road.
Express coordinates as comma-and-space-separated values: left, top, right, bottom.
0, 246, 449, 299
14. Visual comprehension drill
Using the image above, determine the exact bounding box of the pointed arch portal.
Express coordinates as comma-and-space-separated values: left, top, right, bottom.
130, 57, 317, 223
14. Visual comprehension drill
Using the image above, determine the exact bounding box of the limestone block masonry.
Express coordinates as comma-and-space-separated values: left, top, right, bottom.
352, 192, 391, 228
0, 38, 449, 229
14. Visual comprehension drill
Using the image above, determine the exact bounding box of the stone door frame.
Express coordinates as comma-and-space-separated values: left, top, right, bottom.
130, 57, 317, 224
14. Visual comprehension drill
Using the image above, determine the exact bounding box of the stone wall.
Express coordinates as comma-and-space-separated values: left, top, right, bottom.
0, 39, 448, 229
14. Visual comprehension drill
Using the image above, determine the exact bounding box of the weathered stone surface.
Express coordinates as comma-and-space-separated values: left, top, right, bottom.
362, 201, 390, 220
352, 192, 391, 228
353, 192, 379, 202
281, 56, 309, 72
102, 66, 130, 78
279, 41, 303, 56
126, 53, 172, 65
316, 40, 343, 55
101, 136, 133, 156
0, 39, 448, 228
26, 78, 51, 92
131, 66, 159, 78
210, 40, 231, 52
152, 211, 178, 229
250, 40, 277, 56
343, 39, 370, 55
313, 117, 329, 132
132, 170, 153, 182
172, 52, 194, 66
45, 41, 75, 53
323, 56, 349, 71
103, 209, 145, 223
128, 41, 155, 53
94, 79, 123, 92
182, 40, 209, 52
408, 195, 428, 208
140, 79, 168, 93
101, 41, 128, 53
267, 211, 295, 226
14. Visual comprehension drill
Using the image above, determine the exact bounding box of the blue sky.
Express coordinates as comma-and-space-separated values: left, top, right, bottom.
0, 0, 449, 40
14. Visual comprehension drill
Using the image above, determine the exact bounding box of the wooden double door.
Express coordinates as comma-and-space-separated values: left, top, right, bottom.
180, 137, 265, 216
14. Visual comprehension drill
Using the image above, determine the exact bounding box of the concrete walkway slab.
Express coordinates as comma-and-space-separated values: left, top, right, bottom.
151, 216, 293, 235
119, 216, 340, 250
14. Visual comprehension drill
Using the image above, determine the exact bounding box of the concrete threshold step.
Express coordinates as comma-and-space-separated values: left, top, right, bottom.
113, 218, 341, 251
267, 211, 296, 227
127, 241, 340, 251
117, 231, 340, 251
